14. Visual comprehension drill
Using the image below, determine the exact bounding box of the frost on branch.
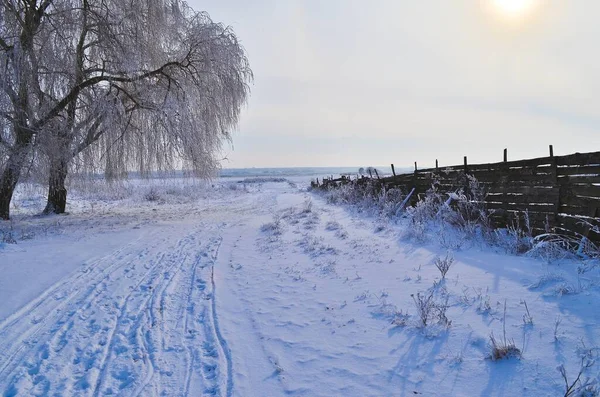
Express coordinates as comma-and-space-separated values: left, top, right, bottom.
0, 0, 252, 218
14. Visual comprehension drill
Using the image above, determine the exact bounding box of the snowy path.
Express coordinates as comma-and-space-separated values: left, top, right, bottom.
1, 180, 599, 396
0, 220, 232, 396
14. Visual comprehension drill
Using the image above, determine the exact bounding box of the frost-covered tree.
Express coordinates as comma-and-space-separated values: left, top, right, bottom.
0, 0, 53, 219
0, 0, 252, 218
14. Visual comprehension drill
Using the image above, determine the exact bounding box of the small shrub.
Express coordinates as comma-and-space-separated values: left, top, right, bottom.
1, 230, 17, 244
322, 181, 406, 219
554, 283, 580, 297
301, 198, 313, 214
318, 259, 337, 275
529, 273, 566, 290
19, 229, 35, 240
554, 316, 562, 342
371, 298, 410, 327
261, 214, 283, 235
325, 221, 341, 231
298, 235, 337, 257
438, 225, 465, 250
447, 175, 492, 237
529, 233, 579, 263
489, 332, 521, 361
335, 229, 348, 240
391, 310, 411, 327
411, 289, 451, 328
521, 300, 533, 326
477, 295, 492, 314
406, 184, 445, 225
488, 301, 521, 361
1, 220, 17, 244
495, 211, 534, 254
412, 291, 435, 327
434, 252, 454, 279
303, 213, 320, 230
558, 358, 597, 397
144, 187, 161, 202
458, 287, 473, 306
402, 220, 427, 243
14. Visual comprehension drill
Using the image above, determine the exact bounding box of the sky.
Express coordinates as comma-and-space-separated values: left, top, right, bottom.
188, 0, 600, 169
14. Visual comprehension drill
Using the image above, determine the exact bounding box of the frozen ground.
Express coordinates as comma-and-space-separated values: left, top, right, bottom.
1, 177, 599, 396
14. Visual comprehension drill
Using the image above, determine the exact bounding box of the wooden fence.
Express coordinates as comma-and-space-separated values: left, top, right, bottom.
316, 147, 600, 243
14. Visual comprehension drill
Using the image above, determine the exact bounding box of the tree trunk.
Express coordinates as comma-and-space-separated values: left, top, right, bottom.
0, 143, 31, 220
43, 157, 69, 215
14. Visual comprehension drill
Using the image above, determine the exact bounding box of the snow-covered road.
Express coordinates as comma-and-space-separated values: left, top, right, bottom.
1, 179, 599, 396
0, 220, 233, 396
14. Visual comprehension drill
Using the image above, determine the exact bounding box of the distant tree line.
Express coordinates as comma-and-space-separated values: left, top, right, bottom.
0, 0, 252, 219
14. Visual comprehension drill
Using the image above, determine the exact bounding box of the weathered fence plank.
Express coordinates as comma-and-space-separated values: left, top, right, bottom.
316, 150, 600, 242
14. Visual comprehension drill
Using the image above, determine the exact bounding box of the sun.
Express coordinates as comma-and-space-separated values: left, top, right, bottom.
491, 0, 539, 17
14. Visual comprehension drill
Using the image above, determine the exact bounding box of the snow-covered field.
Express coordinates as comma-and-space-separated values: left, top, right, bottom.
1, 176, 599, 396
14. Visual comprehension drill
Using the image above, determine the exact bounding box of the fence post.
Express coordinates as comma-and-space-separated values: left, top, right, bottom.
391, 164, 396, 177
501, 149, 508, 226
435, 159, 438, 171
549, 144, 559, 233
413, 162, 418, 193
463, 156, 468, 173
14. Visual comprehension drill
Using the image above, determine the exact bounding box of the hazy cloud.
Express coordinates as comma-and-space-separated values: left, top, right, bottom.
190, 0, 600, 167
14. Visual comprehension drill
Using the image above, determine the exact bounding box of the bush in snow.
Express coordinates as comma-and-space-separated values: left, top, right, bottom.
477, 294, 492, 314
298, 235, 336, 257
322, 181, 405, 219
411, 289, 451, 328
434, 252, 454, 279
261, 214, 283, 236
488, 301, 521, 361
488, 332, 521, 361
317, 172, 600, 262
521, 300, 533, 326
1, 222, 17, 244
403, 179, 491, 244
558, 359, 598, 397
325, 220, 341, 231
443, 175, 492, 237
371, 298, 410, 327
144, 187, 162, 202
302, 198, 313, 214
405, 183, 445, 226
527, 233, 580, 263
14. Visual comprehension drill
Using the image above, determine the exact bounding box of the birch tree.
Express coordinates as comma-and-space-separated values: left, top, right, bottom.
0, 0, 252, 218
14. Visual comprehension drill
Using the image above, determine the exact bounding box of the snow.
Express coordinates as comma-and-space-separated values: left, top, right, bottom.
1, 177, 599, 396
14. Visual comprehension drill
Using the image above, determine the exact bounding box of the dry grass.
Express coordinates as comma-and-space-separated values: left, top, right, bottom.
488, 301, 522, 361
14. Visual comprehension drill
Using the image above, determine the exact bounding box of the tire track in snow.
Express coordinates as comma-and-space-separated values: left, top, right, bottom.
179, 245, 215, 397
1, 227, 197, 396
131, 242, 203, 396
91, 231, 202, 397
182, 251, 201, 397
0, 231, 172, 395
172, 235, 229, 397
0, 232, 148, 332
0, 232, 159, 384
89, 249, 183, 397
0, 221, 235, 397
208, 236, 234, 397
